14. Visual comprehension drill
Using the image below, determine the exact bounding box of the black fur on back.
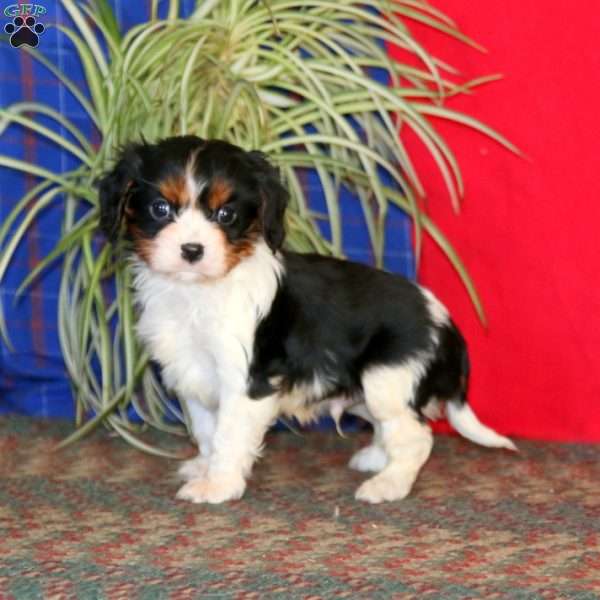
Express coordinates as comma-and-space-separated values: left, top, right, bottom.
247, 251, 469, 415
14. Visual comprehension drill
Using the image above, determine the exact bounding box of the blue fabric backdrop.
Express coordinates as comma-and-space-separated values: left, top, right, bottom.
0, 0, 414, 418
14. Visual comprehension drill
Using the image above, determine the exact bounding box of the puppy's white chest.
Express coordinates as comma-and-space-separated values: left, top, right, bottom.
136, 282, 253, 400
132, 248, 282, 405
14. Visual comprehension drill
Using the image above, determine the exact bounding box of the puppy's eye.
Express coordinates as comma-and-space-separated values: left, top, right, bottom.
149, 199, 171, 222
216, 205, 237, 226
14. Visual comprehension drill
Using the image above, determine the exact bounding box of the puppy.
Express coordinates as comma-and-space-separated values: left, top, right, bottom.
99, 135, 515, 504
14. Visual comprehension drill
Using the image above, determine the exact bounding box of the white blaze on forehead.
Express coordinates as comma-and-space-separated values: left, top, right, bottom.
185, 148, 202, 206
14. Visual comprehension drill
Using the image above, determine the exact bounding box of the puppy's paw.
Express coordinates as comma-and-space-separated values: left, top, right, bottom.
348, 445, 388, 473
355, 470, 413, 504
176, 473, 246, 504
177, 455, 209, 481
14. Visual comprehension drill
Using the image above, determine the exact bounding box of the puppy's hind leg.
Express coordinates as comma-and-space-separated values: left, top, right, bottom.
347, 404, 388, 473
355, 365, 433, 504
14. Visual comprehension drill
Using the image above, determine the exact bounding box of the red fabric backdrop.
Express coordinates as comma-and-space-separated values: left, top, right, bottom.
388, 1, 600, 442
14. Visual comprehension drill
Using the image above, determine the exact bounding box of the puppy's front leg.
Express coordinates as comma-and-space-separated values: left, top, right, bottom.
176, 394, 278, 504
177, 400, 216, 482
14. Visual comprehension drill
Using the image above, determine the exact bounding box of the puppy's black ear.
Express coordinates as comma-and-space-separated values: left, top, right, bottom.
249, 151, 288, 252
97, 144, 143, 240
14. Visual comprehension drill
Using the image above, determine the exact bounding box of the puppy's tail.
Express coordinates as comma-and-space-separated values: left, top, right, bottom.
446, 401, 517, 451
445, 336, 517, 451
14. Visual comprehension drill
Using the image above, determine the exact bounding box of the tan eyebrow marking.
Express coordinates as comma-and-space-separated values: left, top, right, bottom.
158, 175, 190, 208
207, 178, 233, 211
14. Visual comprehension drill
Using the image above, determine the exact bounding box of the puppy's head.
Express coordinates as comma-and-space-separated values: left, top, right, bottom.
98, 136, 288, 281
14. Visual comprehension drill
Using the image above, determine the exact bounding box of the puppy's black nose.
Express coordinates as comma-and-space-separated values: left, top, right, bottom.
180, 243, 204, 263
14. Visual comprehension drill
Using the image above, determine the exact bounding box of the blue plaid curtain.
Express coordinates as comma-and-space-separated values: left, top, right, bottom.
0, 0, 414, 418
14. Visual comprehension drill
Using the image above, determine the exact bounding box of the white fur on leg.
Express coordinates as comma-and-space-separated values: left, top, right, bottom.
347, 403, 388, 472
355, 427, 432, 503
356, 365, 433, 503
176, 471, 247, 504
355, 467, 414, 503
177, 455, 210, 481
348, 444, 388, 472
176, 393, 278, 504
177, 400, 216, 481
185, 400, 217, 457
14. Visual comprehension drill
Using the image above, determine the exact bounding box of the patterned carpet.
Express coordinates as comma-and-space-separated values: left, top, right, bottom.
0, 417, 599, 599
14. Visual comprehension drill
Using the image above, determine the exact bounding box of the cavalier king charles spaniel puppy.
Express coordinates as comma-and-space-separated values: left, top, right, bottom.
99, 135, 515, 504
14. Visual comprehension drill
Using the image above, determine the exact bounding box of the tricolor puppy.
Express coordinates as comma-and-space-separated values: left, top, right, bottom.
99, 135, 516, 504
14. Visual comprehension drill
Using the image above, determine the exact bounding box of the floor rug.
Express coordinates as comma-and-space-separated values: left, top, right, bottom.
0, 417, 599, 599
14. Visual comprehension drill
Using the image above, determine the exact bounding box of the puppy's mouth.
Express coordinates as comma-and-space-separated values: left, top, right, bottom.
151, 263, 212, 282
147, 256, 228, 283
164, 268, 205, 282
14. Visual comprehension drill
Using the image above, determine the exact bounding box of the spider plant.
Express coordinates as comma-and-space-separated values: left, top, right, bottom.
0, 0, 518, 454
